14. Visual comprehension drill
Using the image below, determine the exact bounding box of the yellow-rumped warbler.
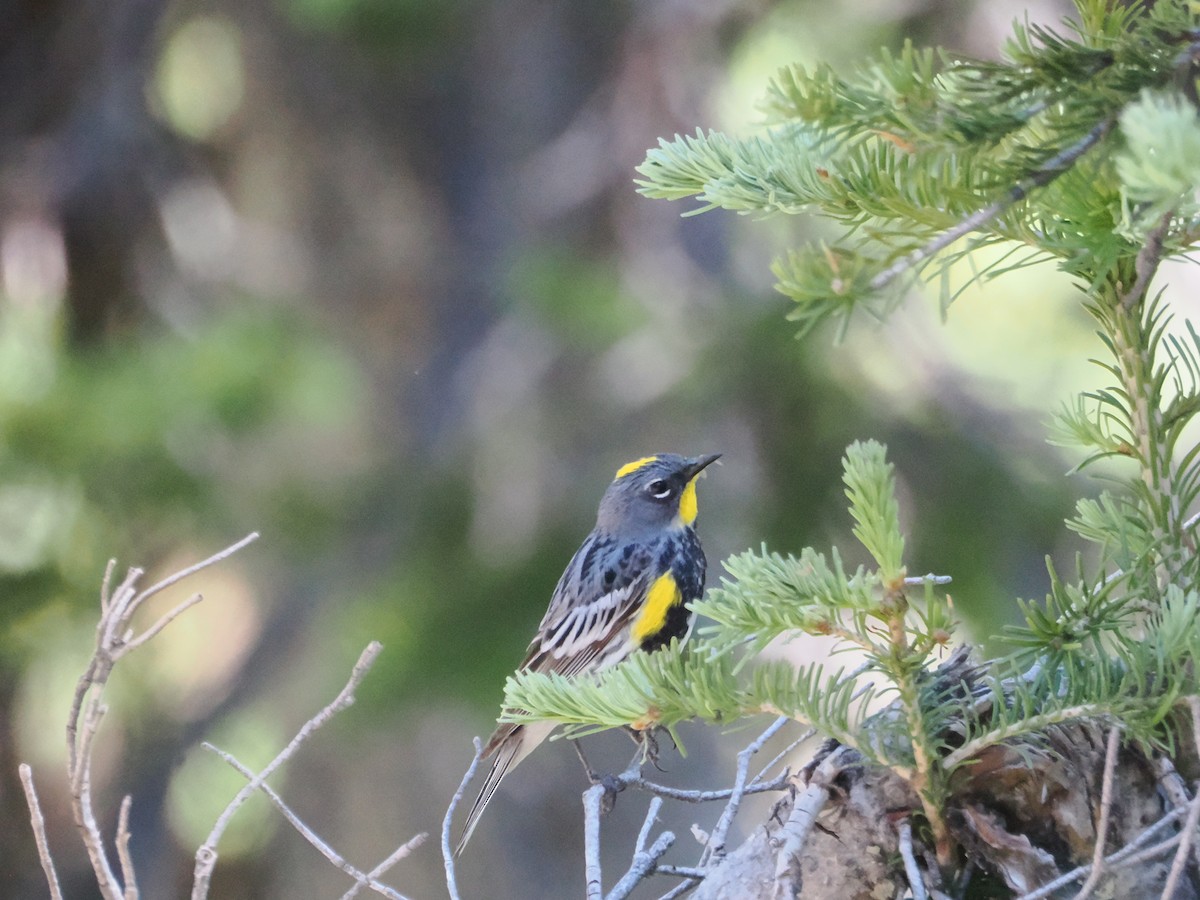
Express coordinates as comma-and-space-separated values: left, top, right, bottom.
455, 452, 720, 854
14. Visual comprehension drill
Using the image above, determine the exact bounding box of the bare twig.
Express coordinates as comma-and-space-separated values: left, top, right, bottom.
903, 574, 953, 586
579, 754, 651, 900
630, 773, 790, 803
897, 818, 930, 900
656, 881, 700, 900
442, 737, 484, 900
133, 533, 261, 610
1157, 757, 1192, 809
751, 727, 815, 787
656, 865, 707, 879
1155, 756, 1200, 878
702, 716, 789, 865
1014, 807, 1184, 900
122, 592, 205, 654
1121, 834, 1185, 868
598, 796, 678, 900
116, 795, 137, 900
773, 745, 851, 899
1071, 726, 1122, 900
1160, 785, 1200, 900
584, 779, 607, 900
607, 832, 676, 900
636, 797, 664, 854
576, 721, 801, 900
65, 534, 260, 900
340, 835, 429, 900
100, 557, 116, 614
191, 640, 382, 900
18, 763, 64, 900
207, 744, 419, 900
1159, 705, 1200, 900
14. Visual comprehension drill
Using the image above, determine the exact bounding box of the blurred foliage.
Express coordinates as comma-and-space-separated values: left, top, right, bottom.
2, 304, 370, 647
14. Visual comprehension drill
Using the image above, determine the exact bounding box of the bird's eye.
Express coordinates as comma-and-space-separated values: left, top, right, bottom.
646, 479, 672, 500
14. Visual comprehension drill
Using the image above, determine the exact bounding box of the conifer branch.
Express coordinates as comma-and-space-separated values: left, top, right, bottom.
869, 117, 1113, 292
608, 6, 1200, 893
944, 704, 1112, 770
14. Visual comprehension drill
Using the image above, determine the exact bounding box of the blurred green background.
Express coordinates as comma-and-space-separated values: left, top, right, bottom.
1, 0, 1110, 896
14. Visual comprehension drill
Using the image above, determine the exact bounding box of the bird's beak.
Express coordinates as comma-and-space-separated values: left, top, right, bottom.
685, 453, 722, 480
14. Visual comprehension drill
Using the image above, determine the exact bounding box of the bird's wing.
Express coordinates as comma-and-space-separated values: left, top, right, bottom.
455, 533, 660, 855
518, 532, 657, 678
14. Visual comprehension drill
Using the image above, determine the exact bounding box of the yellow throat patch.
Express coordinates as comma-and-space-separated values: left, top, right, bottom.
677, 476, 699, 527
615, 456, 658, 480
632, 571, 680, 643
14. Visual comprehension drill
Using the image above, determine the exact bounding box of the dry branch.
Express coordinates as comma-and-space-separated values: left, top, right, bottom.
18, 763, 64, 900
208, 744, 423, 900
19, 535, 420, 900
191, 640, 384, 899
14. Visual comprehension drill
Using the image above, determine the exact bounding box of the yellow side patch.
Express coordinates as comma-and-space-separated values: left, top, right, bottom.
632, 572, 679, 643
615, 456, 658, 480
677, 477, 699, 527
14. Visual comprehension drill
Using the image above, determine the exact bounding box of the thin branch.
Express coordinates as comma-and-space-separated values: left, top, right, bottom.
1072, 726, 1122, 900
751, 727, 815, 787
100, 557, 116, 614
191, 640, 382, 900
1121, 833, 1185, 868
869, 118, 1113, 291
607, 832, 676, 900
903, 574, 953, 586
121, 592, 205, 655
630, 773, 790, 803
772, 746, 851, 899
442, 736, 483, 900
1014, 807, 1184, 900
897, 818, 929, 900
116, 796, 137, 900
1156, 757, 1194, 811
70, 693, 123, 900
772, 780, 831, 897
584, 780, 607, 900
207, 743, 419, 900
1123, 210, 1174, 313
1160, 717, 1200, 900
132, 532, 260, 613
656, 881, 700, 900
702, 716, 789, 864
1158, 709, 1200, 878
636, 797, 664, 854
656, 866, 707, 879
340, 835, 429, 900
18, 763, 64, 900
944, 703, 1107, 769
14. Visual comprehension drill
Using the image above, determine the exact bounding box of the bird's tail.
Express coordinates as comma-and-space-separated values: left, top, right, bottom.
455, 719, 556, 855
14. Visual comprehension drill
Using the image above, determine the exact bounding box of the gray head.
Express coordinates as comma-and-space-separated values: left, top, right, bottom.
595, 453, 721, 535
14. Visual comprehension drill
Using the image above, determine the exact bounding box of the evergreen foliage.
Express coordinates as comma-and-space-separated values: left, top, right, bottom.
503, 0, 1200, 859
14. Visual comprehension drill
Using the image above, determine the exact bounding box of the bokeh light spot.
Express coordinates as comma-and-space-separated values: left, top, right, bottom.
154, 16, 245, 142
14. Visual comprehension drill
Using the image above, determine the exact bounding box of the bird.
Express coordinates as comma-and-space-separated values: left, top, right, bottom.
455, 452, 721, 854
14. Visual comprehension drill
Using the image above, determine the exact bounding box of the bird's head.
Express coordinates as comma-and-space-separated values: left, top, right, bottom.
596, 453, 721, 535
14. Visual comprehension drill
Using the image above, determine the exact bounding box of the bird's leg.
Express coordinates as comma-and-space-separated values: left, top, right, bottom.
571, 739, 625, 815
571, 739, 599, 781
623, 726, 665, 771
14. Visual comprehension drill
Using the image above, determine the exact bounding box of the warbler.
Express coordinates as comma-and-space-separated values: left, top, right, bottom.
455, 452, 720, 854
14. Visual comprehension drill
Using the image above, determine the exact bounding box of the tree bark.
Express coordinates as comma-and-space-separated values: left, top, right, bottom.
696, 662, 1196, 899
